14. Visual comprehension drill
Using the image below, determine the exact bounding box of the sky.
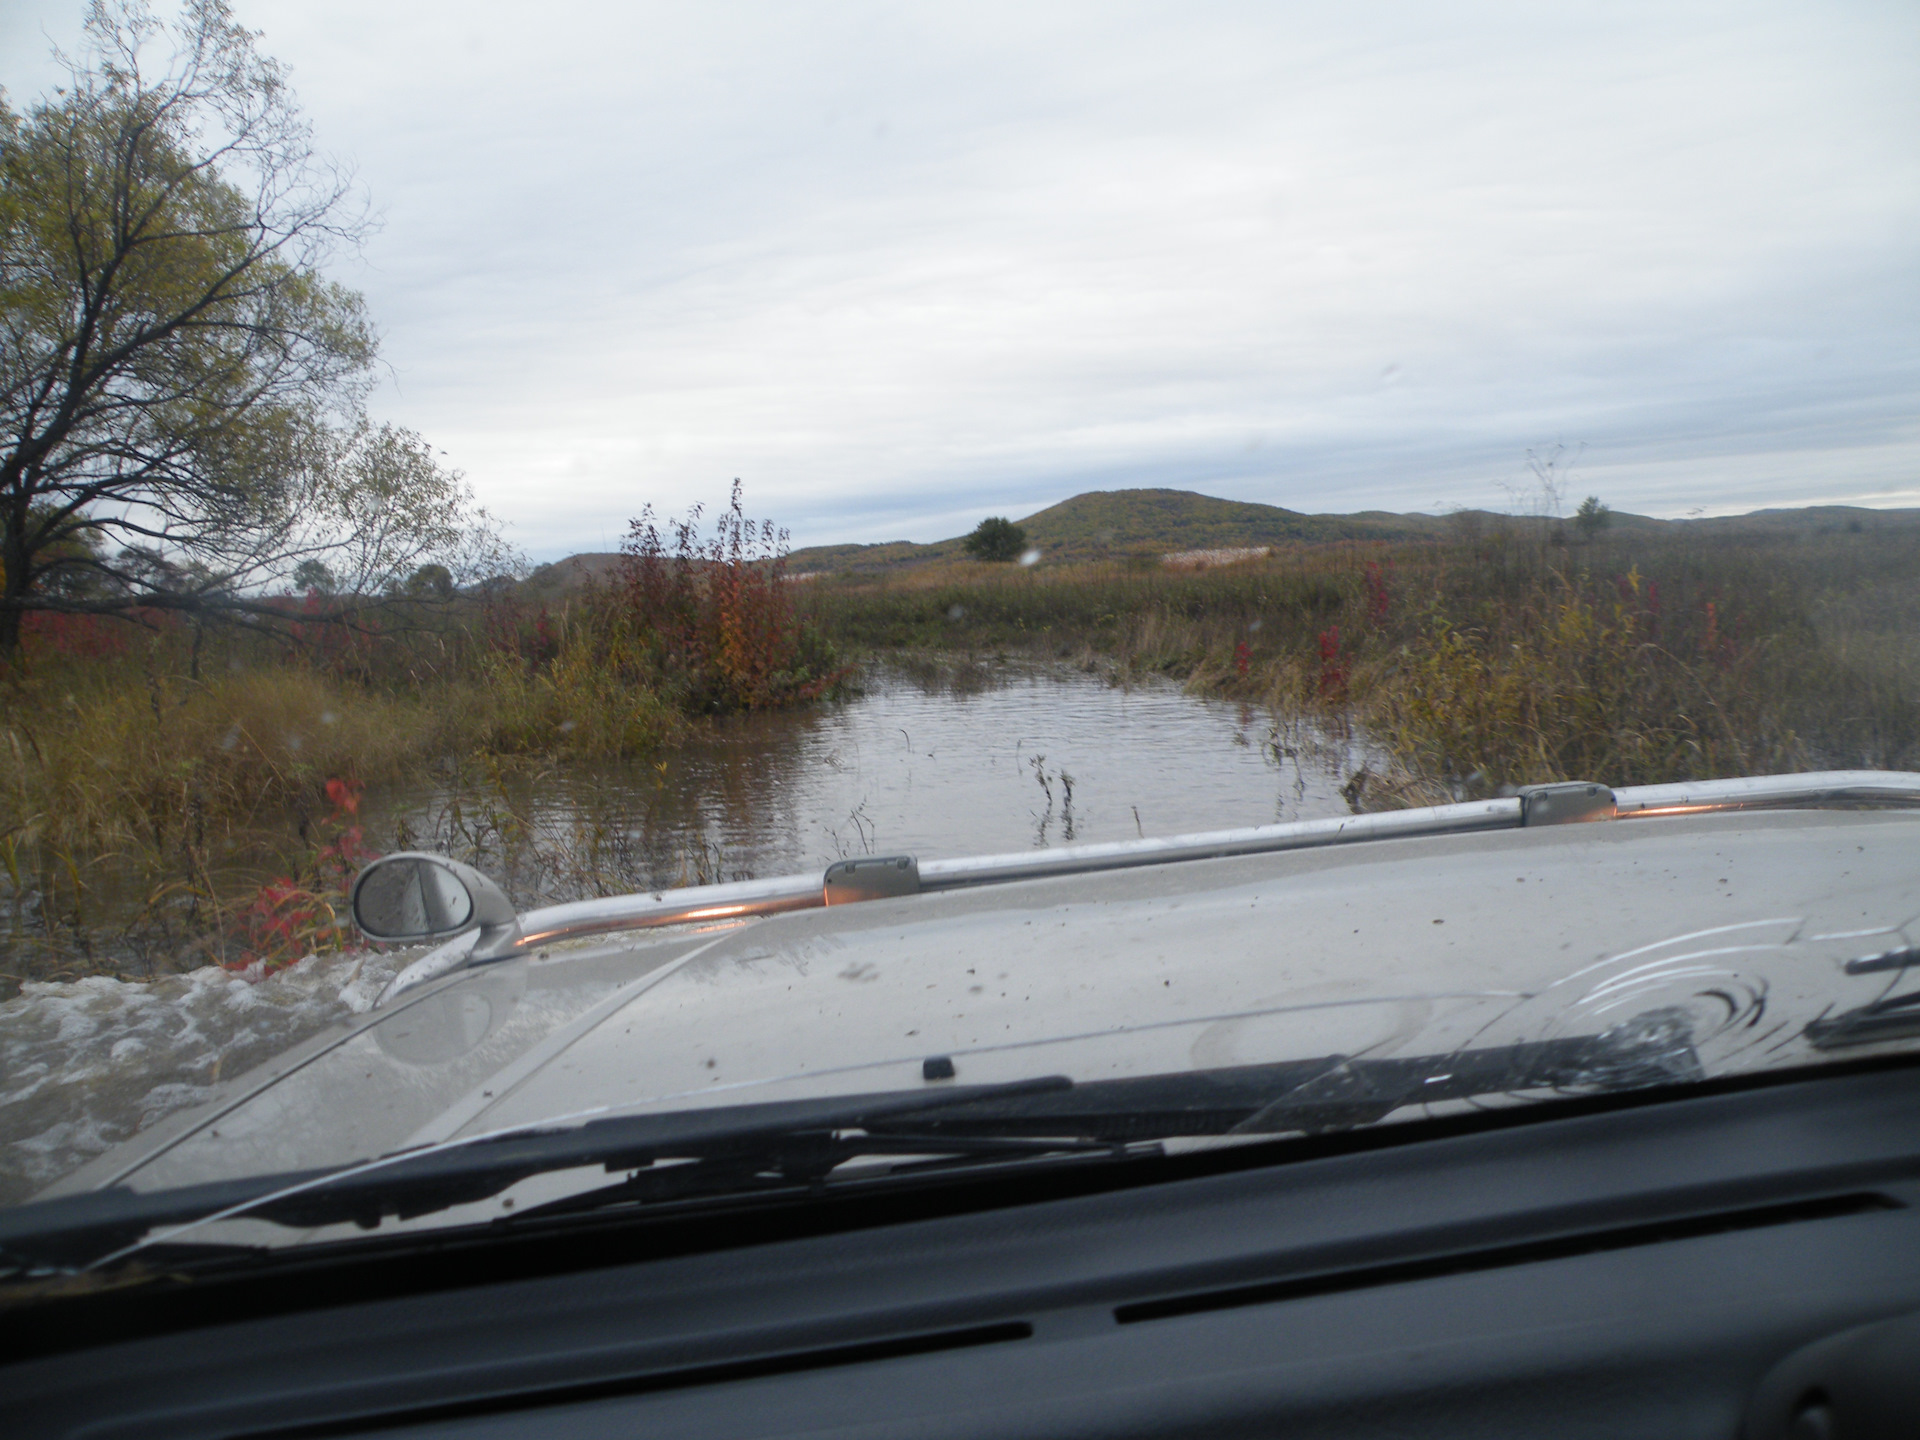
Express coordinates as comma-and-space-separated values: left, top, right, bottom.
4, 1, 1918, 560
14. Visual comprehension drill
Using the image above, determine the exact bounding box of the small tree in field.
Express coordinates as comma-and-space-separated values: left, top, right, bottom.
963, 516, 1026, 562
291, 559, 336, 595
1574, 495, 1612, 542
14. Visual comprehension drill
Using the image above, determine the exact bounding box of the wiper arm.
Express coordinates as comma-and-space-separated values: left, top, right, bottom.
2, 1008, 1698, 1275
489, 1012, 1707, 1227
0, 1076, 1075, 1275
890, 1014, 1703, 1143
504, 1129, 1126, 1223
1807, 990, 1920, 1049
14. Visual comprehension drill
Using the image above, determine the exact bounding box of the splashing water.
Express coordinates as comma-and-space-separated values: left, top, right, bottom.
0, 949, 407, 1205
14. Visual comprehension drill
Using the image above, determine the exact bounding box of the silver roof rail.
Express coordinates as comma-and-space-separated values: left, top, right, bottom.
1611, 770, 1920, 817
375, 770, 1920, 1003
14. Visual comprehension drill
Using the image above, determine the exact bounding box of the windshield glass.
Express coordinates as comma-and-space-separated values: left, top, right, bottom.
2, 2, 1918, 1286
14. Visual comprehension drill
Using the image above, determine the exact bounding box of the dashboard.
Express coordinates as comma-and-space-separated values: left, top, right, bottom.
8, 1059, 1920, 1438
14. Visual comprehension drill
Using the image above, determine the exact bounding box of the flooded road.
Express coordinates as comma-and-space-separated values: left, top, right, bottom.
2, 661, 1371, 1203
385, 659, 1373, 903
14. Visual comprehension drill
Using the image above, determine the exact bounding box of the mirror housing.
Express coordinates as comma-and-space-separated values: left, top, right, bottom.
350, 853, 524, 962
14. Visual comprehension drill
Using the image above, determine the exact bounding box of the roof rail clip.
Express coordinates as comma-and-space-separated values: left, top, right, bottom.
1519, 781, 1616, 826
824, 855, 921, 905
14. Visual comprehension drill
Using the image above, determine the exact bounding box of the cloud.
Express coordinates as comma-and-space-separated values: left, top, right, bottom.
8, 0, 1916, 556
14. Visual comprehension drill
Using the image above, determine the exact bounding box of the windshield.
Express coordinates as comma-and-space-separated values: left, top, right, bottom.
3, 3, 1919, 1290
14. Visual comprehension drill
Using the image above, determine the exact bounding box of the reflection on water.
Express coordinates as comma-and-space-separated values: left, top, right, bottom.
376, 661, 1374, 905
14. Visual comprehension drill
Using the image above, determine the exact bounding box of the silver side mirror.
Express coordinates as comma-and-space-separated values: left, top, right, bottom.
350, 853, 524, 962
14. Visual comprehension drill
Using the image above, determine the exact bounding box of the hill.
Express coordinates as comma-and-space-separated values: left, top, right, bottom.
780, 489, 1435, 575
783, 488, 1553, 574
1013, 489, 1430, 555
523, 490, 1920, 588
782, 490, 1917, 575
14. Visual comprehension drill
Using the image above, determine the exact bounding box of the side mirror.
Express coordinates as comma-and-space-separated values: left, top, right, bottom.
350, 853, 523, 962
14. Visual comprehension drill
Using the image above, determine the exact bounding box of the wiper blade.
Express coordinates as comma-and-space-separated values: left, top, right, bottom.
491, 1016, 1705, 1226
1, 1008, 1699, 1275
1807, 991, 1920, 1049
503, 1129, 1128, 1223
892, 1018, 1703, 1142
0, 1076, 1075, 1274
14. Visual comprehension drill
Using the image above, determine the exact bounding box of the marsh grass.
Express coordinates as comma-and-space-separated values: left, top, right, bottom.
8, 514, 1914, 987
386, 761, 753, 913
0, 498, 840, 985
806, 525, 1920, 793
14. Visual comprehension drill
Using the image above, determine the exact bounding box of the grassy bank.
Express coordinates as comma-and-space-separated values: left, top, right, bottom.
0, 529, 844, 986
804, 523, 1920, 791
8, 509, 1915, 989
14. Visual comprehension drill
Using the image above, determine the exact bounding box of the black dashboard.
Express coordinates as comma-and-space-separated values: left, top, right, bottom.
9, 1060, 1920, 1439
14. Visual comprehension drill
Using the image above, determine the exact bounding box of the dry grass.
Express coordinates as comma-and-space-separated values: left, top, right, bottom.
8, 516, 1915, 985
0, 595, 722, 984
807, 525, 1920, 794
0, 492, 851, 984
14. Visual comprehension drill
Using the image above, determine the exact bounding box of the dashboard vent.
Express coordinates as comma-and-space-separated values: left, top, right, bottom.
1115, 1191, 1900, 1326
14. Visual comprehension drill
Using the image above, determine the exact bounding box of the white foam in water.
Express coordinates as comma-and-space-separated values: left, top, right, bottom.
0, 950, 407, 1205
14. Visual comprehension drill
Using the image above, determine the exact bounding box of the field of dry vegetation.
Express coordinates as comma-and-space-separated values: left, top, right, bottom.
804, 518, 1920, 795
2, 505, 1913, 989
0, 492, 844, 987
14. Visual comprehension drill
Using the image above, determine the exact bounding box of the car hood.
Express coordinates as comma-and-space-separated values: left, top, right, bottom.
44, 808, 1920, 1198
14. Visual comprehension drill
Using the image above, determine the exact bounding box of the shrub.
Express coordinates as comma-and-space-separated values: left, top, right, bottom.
615, 482, 846, 713
963, 517, 1027, 562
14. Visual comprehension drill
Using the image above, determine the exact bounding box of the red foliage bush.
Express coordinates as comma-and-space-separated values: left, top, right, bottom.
616, 481, 844, 712
227, 777, 375, 974
19, 611, 130, 660
1317, 626, 1348, 698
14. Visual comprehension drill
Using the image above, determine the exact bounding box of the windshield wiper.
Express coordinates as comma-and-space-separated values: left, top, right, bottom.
0, 1009, 1700, 1276
501, 1013, 1705, 1223
0, 1076, 1076, 1274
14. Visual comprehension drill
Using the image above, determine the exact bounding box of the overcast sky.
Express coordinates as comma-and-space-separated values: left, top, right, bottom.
5, 2, 1917, 559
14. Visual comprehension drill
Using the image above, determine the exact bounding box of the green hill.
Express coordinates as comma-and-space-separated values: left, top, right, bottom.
1014, 488, 1431, 555
535, 490, 1920, 585
784, 488, 1461, 573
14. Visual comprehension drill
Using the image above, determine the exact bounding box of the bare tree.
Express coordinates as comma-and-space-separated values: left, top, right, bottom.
0, 0, 381, 650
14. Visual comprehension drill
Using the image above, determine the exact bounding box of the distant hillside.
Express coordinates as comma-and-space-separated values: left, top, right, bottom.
526, 489, 1920, 589
782, 489, 1440, 574
1695, 505, 1920, 535
784, 488, 1512, 574
783, 490, 1917, 575
1014, 489, 1432, 555
520, 551, 624, 598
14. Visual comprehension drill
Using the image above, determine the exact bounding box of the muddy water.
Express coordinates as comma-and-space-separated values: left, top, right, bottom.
383, 660, 1373, 902
1, 661, 1371, 1203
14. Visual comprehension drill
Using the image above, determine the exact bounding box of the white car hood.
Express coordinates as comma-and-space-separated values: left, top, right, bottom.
53, 808, 1920, 1197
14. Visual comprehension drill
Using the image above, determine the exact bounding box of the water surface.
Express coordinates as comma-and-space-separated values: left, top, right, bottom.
377, 659, 1372, 900
3, 661, 1370, 1202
